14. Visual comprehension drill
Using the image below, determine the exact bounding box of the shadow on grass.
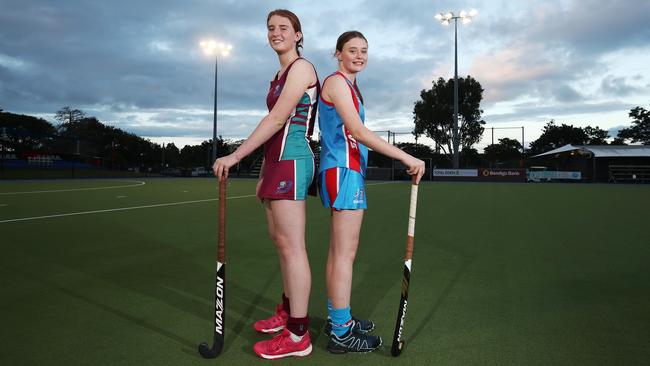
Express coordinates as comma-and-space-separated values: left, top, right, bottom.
13, 266, 196, 349
402, 245, 474, 355
158, 264, 283, 357
228, 266, 279, 353
16, 262, 290, 361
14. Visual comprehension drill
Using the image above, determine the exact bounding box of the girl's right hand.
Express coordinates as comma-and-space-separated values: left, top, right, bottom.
212, 154, 239, 182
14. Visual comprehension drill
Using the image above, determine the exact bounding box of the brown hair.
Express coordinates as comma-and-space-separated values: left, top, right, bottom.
267, 9, 303, 56
335, 31, 367, 53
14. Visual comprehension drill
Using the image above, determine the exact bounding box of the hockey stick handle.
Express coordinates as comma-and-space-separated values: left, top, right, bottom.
405, 175, 419, 260
217, 178, 226, 263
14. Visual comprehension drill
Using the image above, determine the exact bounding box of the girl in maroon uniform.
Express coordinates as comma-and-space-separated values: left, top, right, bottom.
212, 9, 318, 360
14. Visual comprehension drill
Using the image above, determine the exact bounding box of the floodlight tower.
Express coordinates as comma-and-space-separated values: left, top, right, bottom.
200, 40, 232, 164
435, 9, 477, 169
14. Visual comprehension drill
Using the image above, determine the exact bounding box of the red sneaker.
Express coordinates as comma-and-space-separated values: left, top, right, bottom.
254, 329, 312, 360
253, 304, 288, 333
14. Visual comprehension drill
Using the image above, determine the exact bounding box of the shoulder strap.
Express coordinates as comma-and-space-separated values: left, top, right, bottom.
334, 71, 362, 112
320, 72, 340, 92
277, 57, 303, 83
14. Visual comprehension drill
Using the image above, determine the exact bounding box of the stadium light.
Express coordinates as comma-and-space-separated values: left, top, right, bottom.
200, 39, 232, 164
435, 9, 477, 169
200, 40, 232, 57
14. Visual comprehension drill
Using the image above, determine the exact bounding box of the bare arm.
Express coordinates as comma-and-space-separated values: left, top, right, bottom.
213, 60, 316, 180
324, 76, 425, 182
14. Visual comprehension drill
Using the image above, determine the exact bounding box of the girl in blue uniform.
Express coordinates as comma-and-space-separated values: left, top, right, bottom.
318, 31, 425, 353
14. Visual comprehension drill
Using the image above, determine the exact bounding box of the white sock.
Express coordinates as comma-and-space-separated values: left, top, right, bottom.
289, 331, 304, 343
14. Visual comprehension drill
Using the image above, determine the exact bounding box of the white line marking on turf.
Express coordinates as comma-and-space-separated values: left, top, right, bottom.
0, 180, 146, 195
117, 196, 127, 199
0, 194, 256, 224
366, 181, 398, 186
0, 181, 395, 224
0, 204, 7, 207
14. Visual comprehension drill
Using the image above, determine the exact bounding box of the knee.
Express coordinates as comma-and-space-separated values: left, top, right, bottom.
274, 235, 306, 259
330, 245, 357, 263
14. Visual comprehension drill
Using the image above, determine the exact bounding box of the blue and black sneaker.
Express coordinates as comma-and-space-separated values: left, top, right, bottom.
323, 316, 375, 336
326, 320, 382, 354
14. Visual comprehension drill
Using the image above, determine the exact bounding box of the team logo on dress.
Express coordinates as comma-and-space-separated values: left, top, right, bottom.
353, 188, 365, 204
276, 180, 293, 194
347, 132, 358, 150
274, 85, 283, 97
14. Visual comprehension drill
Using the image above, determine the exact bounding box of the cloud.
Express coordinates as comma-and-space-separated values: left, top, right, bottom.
600, 75, 645, 97
0, 0, 273, 111
527, 0, 650, 56
1, 0, 649, 147
469, 45, 558, 102
485, 100, 634, 124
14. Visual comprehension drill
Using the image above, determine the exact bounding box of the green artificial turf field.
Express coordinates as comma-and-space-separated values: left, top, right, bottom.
1, 178, 649, 365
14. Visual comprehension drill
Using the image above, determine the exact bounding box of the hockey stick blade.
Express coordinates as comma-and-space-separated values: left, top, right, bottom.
198, 341, 221, 359
199, 261, 226, 358
391, 262, 410, 356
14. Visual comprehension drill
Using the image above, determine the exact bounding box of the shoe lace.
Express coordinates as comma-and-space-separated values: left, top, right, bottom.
267, 331, 289, 351
268, 304, 287, 325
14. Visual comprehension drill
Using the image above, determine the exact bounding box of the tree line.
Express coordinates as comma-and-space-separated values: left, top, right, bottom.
0, 107, 249, 171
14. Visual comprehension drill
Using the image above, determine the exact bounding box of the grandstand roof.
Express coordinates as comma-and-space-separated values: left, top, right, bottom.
531, 144, 650, 158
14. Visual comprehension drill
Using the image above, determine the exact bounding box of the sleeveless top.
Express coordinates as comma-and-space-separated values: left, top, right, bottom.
264, 57, 319, 162
318, 71, 368, 175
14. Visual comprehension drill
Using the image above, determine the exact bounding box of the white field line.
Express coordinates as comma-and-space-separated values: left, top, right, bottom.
0, 194, 256, 224
0, 180, 399, 224
0, 180, 146, 195
366, 181, 398, 186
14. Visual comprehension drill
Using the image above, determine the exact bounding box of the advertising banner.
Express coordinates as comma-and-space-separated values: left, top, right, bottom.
432, 169, 478, 177
528, 171, 582, 180
479, 169, 526, 182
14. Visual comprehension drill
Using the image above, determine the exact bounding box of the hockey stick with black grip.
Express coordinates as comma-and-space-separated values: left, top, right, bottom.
391, 175, 419, 357
198, 177, 227, 358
